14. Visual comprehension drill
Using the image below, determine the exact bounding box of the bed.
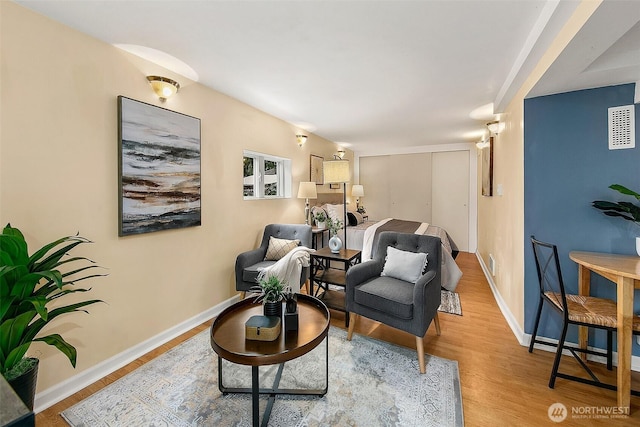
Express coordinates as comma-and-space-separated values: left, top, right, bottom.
311, 197, 463, 291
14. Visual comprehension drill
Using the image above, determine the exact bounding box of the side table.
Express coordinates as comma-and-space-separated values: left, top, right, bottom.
311, 227, 329, 249
210, 294, 330, 427
310, 247, 361, 327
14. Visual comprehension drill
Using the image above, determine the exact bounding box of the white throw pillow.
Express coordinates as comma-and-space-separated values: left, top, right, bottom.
381, 246, 428, 284
325, 204, 345, 224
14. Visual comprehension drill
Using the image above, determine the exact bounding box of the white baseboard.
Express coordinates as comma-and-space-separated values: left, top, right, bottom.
475, 252, 640, 372
34, 295, 241, 413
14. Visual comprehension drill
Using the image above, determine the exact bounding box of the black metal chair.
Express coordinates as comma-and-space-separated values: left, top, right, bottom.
529, 236, 640, 392
235, 224, 312, 298
345, 232, 442, 374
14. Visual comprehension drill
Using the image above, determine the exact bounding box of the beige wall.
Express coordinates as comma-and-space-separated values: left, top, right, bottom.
476, 0, 601, 332
0, 2, 344, 393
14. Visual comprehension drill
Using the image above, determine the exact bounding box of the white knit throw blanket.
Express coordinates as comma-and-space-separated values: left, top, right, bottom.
257, 246, 315, 293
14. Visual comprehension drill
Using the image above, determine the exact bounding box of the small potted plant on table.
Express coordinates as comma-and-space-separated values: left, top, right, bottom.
251, 275, 287, 317
314, 211, 327, 229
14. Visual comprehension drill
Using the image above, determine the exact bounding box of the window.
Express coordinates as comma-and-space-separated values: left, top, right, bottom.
243, 150, 291, 199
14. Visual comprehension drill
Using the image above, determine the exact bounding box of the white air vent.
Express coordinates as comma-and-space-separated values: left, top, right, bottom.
608, 105, 635, 150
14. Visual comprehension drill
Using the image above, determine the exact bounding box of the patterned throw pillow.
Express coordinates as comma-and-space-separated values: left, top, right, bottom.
264, 236, 300, 261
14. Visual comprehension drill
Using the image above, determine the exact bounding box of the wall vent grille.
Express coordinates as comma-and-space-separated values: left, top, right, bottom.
608, 105, 635, 150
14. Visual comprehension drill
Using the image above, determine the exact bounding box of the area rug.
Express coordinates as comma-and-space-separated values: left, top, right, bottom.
439, 290, 462, 315
61, 327, 463, 427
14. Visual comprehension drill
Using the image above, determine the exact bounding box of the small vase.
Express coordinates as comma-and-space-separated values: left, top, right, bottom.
636, 237, 640, 257
316, 221, 326, 229
329, 234, 343, 253
263, 301, 282, 318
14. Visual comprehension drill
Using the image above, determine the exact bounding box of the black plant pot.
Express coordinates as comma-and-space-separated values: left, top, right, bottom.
263, 301, 282, 318
8, 358, 39, 411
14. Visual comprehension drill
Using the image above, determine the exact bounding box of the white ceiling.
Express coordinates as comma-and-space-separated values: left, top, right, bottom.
15, 0, 640, 155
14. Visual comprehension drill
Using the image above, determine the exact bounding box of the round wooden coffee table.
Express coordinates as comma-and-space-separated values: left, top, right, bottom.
210, 294, 330, 427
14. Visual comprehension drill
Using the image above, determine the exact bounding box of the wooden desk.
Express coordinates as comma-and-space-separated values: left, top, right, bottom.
569, 251, 640, 411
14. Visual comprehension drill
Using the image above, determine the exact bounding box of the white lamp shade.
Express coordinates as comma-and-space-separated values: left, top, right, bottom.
323, 160, 350, 183
351, 185, 364, 197
297, 181, 317, 199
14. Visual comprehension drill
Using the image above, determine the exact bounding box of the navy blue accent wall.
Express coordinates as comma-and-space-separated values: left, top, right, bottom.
524, 83, 639, 353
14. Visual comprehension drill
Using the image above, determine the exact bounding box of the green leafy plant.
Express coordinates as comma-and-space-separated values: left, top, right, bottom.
592, 184, 640, 228
251, 275, 286, 303
326, 217, 344, 236
314, 211, 327, 223
0, 224, 106, 381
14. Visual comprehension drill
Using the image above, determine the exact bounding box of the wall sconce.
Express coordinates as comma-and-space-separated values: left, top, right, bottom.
336, 148, 345, 158
476, 139, 490, 149
296, 134, 308, 147
297, 181, 317, 225
486, 120, 505, 135
147, 76, 180, 101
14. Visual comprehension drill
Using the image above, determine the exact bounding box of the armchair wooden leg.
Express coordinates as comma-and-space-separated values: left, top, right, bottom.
347, 313, 357, 340
239, 291, 246, 299
304, 279, 309, 295
416, 336, 426, 374
433, 312, 441, 336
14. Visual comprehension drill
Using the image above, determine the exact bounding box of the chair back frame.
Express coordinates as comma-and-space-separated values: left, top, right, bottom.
531, 236, 570, 323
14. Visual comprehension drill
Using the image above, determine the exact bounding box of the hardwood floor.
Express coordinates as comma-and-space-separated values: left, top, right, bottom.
36, 252, 639, 426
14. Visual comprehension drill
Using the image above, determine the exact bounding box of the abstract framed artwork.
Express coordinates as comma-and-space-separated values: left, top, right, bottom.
481, 136, 493, 196
310, 154, 324, 185
118, 96, 201, 236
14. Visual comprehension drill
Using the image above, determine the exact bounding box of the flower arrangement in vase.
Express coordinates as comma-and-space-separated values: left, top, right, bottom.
326, 217, 344, 253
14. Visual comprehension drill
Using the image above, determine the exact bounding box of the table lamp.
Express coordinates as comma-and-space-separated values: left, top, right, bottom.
297, 182, 317, 225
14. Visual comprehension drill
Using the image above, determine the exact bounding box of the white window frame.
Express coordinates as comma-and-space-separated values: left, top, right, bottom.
243, 150, 291, 200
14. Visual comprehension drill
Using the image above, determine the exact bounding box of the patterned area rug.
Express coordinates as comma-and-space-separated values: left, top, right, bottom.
61, 327, 463, 427
439, 290, 462, 315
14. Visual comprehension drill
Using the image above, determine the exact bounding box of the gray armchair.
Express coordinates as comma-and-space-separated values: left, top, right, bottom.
235, 224, 312, 297
345, 231, 442, 374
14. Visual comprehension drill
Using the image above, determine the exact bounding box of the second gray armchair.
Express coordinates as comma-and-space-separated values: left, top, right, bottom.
345, 231, 442, 374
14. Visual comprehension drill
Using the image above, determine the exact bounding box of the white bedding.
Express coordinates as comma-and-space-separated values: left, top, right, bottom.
343, 218, 462, 291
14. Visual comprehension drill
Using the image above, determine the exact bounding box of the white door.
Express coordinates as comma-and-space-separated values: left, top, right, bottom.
432, 151, 469, 251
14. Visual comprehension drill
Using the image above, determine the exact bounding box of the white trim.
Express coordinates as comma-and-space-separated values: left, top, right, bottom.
476, 252, 640, 372
475, 252, 526, 344
33, 295, 241, 413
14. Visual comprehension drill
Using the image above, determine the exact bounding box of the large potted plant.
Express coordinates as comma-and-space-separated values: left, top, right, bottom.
592, 184, 640, 255
0, 224, 105, 410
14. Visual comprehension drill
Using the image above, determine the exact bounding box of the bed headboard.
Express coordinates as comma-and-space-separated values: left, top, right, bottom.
314, 193, 345, 206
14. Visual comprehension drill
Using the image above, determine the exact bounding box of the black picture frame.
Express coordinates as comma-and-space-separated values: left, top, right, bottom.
118, 96, 201, 236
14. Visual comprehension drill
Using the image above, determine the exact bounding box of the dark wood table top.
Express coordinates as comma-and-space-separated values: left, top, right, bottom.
312, 246, 361, 262
210, 294, 330, 366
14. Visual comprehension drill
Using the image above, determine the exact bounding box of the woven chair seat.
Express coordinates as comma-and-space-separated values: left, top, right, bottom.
545, 292, 640, 330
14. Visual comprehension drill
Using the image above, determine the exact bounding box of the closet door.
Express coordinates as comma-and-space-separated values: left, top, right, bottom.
388, 153, 431, 222
359, 156, 390, 220
432, 151, 469, 251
